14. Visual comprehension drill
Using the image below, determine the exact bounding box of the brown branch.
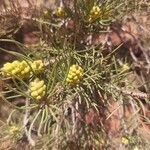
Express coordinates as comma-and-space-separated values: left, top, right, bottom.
112, 85, 148, 100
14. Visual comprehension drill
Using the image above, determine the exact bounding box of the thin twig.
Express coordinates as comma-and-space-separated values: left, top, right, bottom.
23, 98, 35, 146
112, 85, 148, 100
